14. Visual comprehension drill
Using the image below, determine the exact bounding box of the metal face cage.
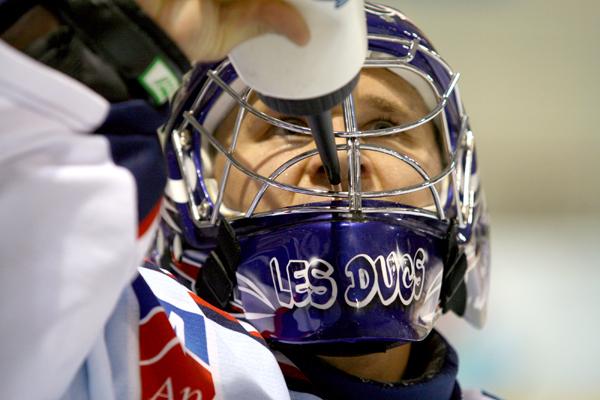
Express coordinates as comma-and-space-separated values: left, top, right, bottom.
162, 32, 476, 234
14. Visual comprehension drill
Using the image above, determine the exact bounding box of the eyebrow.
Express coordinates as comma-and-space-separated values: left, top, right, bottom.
242, 91, 416, 133
357, 94, 412, 121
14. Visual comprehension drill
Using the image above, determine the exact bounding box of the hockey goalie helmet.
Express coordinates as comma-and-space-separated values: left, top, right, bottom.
156, 3, 490, 345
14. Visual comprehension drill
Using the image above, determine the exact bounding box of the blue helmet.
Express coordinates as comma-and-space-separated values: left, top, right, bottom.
155, 2, 490, 345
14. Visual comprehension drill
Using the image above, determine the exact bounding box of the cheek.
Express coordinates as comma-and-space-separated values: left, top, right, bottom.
213, 152, 256, 211
367, 137, 443, 208
213, 141, 310, 211
377, 128, 443, 179
375, 160, 439, 207
408, 140, 444, 178
233, 138, 310, 180
374, 156, 424, 190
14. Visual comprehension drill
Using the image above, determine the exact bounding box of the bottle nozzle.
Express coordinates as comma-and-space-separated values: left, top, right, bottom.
307, 112, 341, 186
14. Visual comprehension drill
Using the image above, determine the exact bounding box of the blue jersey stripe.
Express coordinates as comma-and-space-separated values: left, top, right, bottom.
95, 100, 167, 227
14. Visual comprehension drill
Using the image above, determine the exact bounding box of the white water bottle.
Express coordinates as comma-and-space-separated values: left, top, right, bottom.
228, 0, 367, 186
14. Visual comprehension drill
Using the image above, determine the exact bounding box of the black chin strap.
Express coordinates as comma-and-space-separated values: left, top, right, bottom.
194, 220, 241, 309
440, 222, 467, 316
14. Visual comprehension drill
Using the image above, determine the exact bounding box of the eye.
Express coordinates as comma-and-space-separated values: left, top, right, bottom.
365, 119, 396, 131
269, 117, 312, 145
278, 117, 307, 134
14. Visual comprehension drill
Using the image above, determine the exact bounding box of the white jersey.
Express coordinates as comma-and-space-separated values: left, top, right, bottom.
0, 39, 293, 400
0, 39, 138, 399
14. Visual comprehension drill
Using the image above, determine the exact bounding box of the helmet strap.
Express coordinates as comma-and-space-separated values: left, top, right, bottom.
440, 222, 467, 316
194, 220, 240, 309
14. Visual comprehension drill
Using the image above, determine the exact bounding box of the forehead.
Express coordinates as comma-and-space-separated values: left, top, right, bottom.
214, 67, 433, 138
350, 68, 430, 119
247, 68, 425, 116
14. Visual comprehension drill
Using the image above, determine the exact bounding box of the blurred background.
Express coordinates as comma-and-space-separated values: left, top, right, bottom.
379, 0, 600, 399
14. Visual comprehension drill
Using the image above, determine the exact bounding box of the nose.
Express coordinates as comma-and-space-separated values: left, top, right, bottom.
302, 114, 375, 191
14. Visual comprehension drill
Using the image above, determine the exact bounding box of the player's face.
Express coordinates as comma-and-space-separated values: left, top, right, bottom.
213, 68, 444, 213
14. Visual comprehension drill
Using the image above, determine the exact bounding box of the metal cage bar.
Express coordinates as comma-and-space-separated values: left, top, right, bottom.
172, 32, 469, 225
343, 94, 362, 211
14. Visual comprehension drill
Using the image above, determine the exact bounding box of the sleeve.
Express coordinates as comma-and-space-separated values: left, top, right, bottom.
0, 40, 161, 399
